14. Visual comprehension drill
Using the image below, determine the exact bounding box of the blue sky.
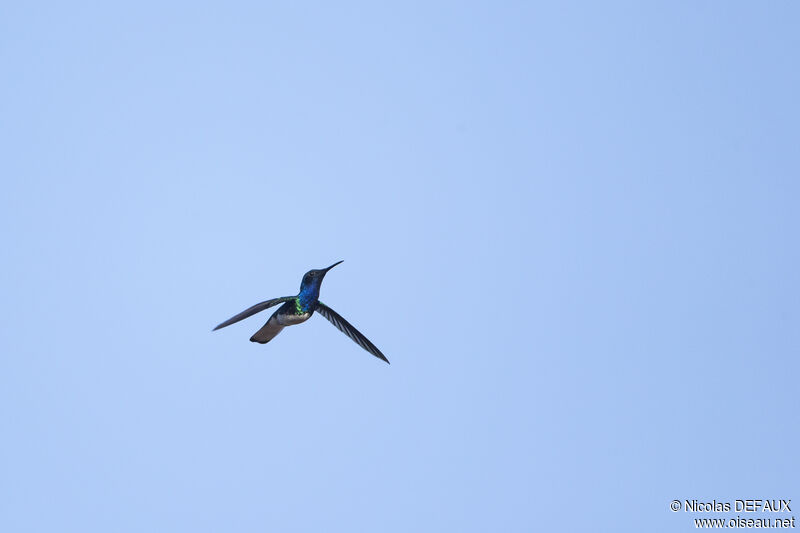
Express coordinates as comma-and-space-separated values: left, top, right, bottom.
1, 2, 798, 531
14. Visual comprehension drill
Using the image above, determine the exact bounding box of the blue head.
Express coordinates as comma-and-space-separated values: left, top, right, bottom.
298, 260, 343, 310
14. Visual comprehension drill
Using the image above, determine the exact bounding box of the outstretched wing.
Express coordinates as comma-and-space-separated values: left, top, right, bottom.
315, 302, 389, 364
213, 297, 295, 331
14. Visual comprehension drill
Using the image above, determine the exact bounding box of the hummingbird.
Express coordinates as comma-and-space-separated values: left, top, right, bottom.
213, 261, 389, 364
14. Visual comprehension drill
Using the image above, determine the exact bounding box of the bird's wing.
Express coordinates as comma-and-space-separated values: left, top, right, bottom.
213, 297, 295, 331
315, 302, 389, 364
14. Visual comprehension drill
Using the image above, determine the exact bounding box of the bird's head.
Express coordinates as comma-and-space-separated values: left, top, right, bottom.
299, 260, 343, 294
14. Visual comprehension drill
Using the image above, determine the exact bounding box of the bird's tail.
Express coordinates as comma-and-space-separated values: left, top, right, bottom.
250, 315, 284, 344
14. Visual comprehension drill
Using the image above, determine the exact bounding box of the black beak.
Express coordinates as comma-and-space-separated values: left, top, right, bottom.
323, 260, 343, 273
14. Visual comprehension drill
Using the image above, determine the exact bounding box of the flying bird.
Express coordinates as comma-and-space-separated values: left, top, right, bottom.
213, 261, 389, 364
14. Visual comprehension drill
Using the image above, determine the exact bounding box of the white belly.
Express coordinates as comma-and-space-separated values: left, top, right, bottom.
277, 312, 311, 326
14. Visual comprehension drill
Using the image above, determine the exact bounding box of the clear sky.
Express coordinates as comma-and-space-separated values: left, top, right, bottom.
1, 2, 798, 531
